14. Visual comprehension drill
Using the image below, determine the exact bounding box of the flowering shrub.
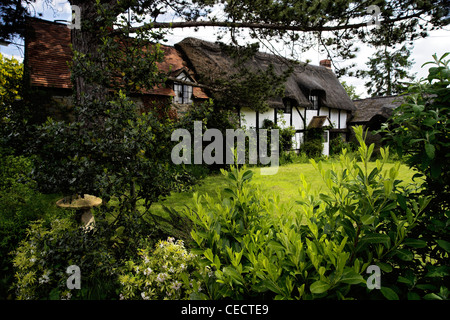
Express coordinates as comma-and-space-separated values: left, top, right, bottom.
118, 237, 204, 300
13, 218, 117, 300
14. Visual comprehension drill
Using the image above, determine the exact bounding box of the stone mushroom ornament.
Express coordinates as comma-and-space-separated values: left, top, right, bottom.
56, 194, 102, 229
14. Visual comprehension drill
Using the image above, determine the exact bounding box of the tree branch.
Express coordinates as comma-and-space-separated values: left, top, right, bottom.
119, 10, 426, 35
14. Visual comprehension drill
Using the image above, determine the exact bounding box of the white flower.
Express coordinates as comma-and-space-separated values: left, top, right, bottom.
143, 267, 153, 276
156, 273, 168, 283
119, 294, 125, 300
167, 237, 175, 243
141, 292, 150, 300
168, 267, 175, 273
180, 264, 186, 270
61, 291, 72, 300
39, 273, 50, 284
143, 256, 150, 264
170, 281, 182, 291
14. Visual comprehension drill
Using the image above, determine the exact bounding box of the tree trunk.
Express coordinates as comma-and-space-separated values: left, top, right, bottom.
70, 1, 109, 106
384, 46, 392, 96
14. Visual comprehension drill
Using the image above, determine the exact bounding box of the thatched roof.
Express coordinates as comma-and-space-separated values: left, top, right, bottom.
350, 95, 406, 123
175, 37, 356, 111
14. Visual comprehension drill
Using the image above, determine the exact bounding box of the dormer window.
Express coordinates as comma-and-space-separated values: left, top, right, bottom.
173, 69, 194, 104
308, 94, 319, 110
283, 99, 292, 114
174, 83, 193, 104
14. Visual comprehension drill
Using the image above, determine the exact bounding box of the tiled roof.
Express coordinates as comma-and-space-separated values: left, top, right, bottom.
26, 18, 72, 89
25, 18, 208, 99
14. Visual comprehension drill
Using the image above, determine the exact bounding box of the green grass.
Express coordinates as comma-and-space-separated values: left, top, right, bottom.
152, 160, 420, 217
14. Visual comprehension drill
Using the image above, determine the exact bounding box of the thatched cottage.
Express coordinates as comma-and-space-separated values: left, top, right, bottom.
24, 18, 356, 155
175, 38, 356, 155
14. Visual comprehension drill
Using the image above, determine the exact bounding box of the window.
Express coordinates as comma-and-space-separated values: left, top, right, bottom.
323, 131, 328, 143
308, 95, 319, 110
282, 99, 293, 113
174, 83, 193, 104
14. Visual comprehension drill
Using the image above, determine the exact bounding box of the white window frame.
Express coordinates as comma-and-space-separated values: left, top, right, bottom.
174, 72, 193, 104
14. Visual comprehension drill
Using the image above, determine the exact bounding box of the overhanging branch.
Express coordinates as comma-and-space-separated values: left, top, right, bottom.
118, 10, 426, 35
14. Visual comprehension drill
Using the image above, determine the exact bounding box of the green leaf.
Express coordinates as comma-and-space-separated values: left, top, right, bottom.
256, 280, 282, 295
404, 238, 427, 248
412, 104, 425, 114
395, 249, 414, 261
204, 248, 214, 263
340, 268, 365, 284
423, 293, 443, 300
436, 239, 450, 253
422, 118, 437, 127
416, 284, 437, 290
380, 287, 399, 300
377, 262, 393, 273
223, 266, 244, 285
190, 292, 210, 300
223, 188, 236, 197
361, 214, 375, 225
310, 280, 331, 294
242, 170, 253, 181
398, 276, 413, 286
407, 292, 421, 300
267, 240, 285, 252
425, 143, 435, 159
360, 233, 391, 246
397, 194, 407, 210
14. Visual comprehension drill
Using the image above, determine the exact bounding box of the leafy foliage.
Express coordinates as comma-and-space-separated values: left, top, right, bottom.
0, 148, 60, 299
0, 53, 22, 118
13, 218, 118, 300
340, 81, 361, 100
261, 118, 295, 153
183, 126, 431, 299
360, 44, 416, 97
382, 53, 450, 201
380, 52, 450, 299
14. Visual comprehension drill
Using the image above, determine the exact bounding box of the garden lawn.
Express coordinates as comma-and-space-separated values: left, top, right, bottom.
151, 160, 420, 218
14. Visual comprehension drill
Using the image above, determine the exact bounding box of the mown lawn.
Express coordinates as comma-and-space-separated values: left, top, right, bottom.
151, 160, 420, 218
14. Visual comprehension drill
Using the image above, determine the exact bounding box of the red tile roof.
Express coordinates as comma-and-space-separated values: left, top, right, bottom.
26, 18, 72, 89
25, 18, 208, 99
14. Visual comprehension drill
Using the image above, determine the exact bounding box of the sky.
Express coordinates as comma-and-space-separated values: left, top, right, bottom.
1, 0, 449, 99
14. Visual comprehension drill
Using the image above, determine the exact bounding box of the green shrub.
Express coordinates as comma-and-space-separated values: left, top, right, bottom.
261, 118, 295, 153
299, 140, 323, 159
380, 52, 450, 300
13, 218, 118, 300
330, 137, 356, 156
183, 126, 430, 300
118, 237, 204, 300
0, 148, 61, 299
